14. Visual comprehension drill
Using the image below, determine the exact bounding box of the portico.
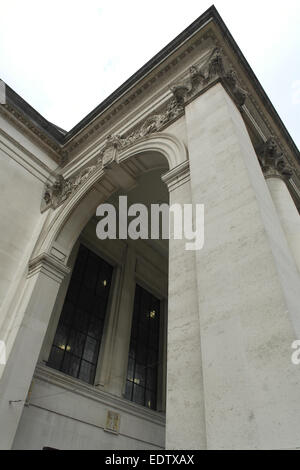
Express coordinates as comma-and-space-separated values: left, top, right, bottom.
0, 6, 300, 450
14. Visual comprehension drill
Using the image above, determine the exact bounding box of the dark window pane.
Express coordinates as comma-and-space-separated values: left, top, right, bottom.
67, 330, 86, 357
129, 339, 136, 358
66, 278, 81, 303
77, 288, 93, 312
139, 293, 149, 329
146, 366, 157, 391
73, 308, 90, 334
132, 384, 145, 406
78, 361, 95, 384
124, 380, 133, 401
134, 363, 146, 387
125, 284, 161, 410
96, 274, 111, 297
83, 336, 98, 364
52, 324, 68, 349
149, 315, 160, 348
48, 346, 64, 370
59, 301, 74, 326
127, 357, 135, 381
61, 353, 80, 378
131, 320, 138, 340
72, 245, 88, 280
92, 300, 106, 320
88, 316, 103, 339
47, 244, 113, 385
136, 342, 147, 365
131, 293, 140, 325
137, 324, 148, 347
84, 256, 99, 290
147, 348, 158, 368
145, 389, 156, 410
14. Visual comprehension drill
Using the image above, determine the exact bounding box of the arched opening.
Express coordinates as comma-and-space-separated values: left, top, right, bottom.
13, 148, 174, 450
40, 165, 169, 409
33, 132, 186, 261
4, 134, 188, 450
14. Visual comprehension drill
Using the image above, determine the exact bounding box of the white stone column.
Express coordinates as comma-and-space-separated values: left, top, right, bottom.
162, 161, 207, 450
0, 253, 69, 450
95, 264, 123, 387
156, 299, 167, 413
105, 245, 136, 397
185, 82, 300, 449
266, 176, 300, 273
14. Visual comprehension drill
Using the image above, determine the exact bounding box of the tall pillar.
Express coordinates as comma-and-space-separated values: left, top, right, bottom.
185, 82, 300, 449
266, 176, 300, 273
105, 245, 136, 397
162, 161, 207, 450
0, 253, 69, 449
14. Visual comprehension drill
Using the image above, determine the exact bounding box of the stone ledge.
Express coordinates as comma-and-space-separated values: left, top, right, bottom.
34, 363, 166, 427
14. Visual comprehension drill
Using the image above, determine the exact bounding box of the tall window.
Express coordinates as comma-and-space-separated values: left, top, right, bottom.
124, 284, 161, 410
47, 244, 113, 384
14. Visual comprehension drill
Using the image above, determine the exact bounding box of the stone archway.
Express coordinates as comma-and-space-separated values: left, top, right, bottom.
34, 132, 187, 263
0, 132, 189, 449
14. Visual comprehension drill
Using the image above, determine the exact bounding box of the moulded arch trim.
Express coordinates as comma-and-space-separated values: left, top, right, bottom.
117, 132, 188, 169
33, 132, 188, 260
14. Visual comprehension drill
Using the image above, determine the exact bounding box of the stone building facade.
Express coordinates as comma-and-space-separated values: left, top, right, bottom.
0, 6, 300, 450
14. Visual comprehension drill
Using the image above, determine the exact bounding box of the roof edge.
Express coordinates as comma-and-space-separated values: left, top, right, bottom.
1, 4, 299, 160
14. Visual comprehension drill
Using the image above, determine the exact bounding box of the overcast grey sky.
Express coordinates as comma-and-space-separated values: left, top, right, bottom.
0, 1, 299, 148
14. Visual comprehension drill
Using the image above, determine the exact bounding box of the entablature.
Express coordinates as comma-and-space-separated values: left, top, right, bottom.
1, 6, 299, 209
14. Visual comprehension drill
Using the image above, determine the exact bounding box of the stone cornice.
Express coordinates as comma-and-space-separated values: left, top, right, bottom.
28, 253, 70, 283
0, 127, 53, 184
1, 6, 299, 198
41, 93, 185, 211
62, 31, 216, 158
61, 38, 247, 159
161, 160, 190, 192
34, 363, 165, 427
41, 46, 246, 210
0, 104, 64, 164
40, 42, 300, 211
1, 26, 216, 165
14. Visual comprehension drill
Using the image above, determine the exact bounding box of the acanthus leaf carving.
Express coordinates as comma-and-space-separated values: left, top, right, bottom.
41, 47, 250, 212
258, 137, 294, 180
223, 69, 248, 107
42, 159, 101, 212
171, 47, 248, 107
208, 47, 225, 79
99, 95, 185, 155
41, 94, 184, 212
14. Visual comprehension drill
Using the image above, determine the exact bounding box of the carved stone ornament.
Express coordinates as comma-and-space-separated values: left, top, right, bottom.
41, 93, 184, 211
41, 47, 247, 212
41, 161, 100, 212
258, 137, 293, 180
171, 47, 248, 108
99, 97, 185, 154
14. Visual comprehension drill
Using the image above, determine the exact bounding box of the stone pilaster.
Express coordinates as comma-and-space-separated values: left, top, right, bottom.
256, 138, 300, 274
105, 246, 136, 397
266, 176, 300, 274
162, 163, 207, 450
185, 82, 300, 449
0, 253, 69, 449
